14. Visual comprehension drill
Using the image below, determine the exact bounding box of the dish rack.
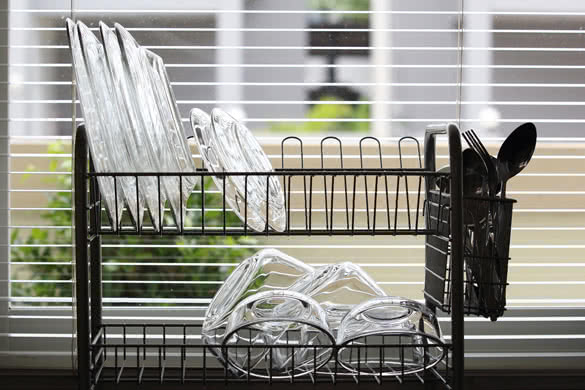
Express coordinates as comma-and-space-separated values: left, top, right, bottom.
74, 124, 467, 389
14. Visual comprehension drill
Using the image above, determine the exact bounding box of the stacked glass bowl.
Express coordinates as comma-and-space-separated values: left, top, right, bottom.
202, 249, 446, 378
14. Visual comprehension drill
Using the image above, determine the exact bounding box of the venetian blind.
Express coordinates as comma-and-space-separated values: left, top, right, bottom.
0, 0, 584, 371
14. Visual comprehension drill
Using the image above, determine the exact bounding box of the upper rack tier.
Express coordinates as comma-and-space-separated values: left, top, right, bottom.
82, 133, 451, 236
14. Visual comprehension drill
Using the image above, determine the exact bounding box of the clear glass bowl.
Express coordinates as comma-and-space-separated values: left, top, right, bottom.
202, 249, 314, 365
336, 297, 446, 376
222, 290, 335, 379
294, 262, 387, 335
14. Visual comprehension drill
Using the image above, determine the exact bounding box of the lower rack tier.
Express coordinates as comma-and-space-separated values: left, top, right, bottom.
88, 324, 452, 388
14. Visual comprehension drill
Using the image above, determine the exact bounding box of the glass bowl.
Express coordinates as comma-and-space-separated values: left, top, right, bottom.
294, 262, 387, 335
336, 296, 446, 377
202, 249, 314, 365
222, 290, 335, 379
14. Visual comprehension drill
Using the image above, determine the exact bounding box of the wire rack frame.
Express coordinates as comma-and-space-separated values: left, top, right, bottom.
74, 123, 466, 390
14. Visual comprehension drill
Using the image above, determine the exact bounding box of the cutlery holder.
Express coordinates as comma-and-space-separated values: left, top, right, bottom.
424, 190, 516, 321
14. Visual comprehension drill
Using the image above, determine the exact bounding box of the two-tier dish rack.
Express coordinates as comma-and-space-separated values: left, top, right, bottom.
74, 123, 469, 390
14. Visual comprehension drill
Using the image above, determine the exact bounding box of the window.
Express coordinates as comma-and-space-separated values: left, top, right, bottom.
1, 0, 584, 370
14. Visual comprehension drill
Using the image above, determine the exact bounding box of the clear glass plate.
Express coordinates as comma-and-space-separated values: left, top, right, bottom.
142, 48, 198, 202
207, 108, 286, 232
66, 19, 124, 230
115, 23, 188, 227
77, 21, 144, 228
99, 22, 166, 231
190, 108, 241, 226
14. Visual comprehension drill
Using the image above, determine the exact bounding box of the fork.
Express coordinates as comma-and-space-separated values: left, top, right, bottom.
462, 130, 502, 312
462, 129, 498, 197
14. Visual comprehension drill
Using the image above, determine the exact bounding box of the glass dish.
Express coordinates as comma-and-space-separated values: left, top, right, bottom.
78, 21, 144, 228
293, 262, 387, 335
336, 297, 446, 376
115, 23, 188, 228
207, 108, 286, 232
66, 19, 124, 230
99, 22, 166, 231
142, 48, 198, 203
222, 290, 335, 379
190, 109, 216, 172
190, 108, 241, 224
202, 249, 314, 366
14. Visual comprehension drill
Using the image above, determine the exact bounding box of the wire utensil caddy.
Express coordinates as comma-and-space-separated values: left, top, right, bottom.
423, 130, 516, 321
425, 193, 515, 320
74, 124, 466, 389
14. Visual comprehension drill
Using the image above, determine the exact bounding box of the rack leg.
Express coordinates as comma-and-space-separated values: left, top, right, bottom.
74, 125, 91, 390
89, 155, 103, 360
448, 124, 465, 390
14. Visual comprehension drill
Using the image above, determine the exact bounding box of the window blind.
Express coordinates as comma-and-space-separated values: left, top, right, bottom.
1, 0, 584, 371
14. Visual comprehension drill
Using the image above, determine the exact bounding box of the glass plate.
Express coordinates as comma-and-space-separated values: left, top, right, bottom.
99, 22, 166, 231
66, 19, 124, 230
77, 21, 144, 228
207, 108, 286, 232
115, 23, 187, 227
190, 108, 241, 224
142, 48, 198, 202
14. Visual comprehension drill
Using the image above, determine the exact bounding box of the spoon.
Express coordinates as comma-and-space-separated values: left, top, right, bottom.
496, 122, 537, 197
462, 148, 488, 196
435, 149, 487, 195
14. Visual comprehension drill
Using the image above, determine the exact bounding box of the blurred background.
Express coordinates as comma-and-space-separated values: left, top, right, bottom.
9, 0, 585, 138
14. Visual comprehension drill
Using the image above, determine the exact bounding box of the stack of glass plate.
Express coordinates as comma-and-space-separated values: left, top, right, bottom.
66, 19, 199, 230
68, 18, 284, 232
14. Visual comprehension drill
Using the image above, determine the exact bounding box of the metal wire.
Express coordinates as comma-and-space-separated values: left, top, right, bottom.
85, 136, 448, 236
90, 324, 452, 387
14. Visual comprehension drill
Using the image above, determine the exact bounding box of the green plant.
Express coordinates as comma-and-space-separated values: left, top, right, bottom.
309, 0, 370, 23
10, 141, 255, 305
270, 97, 370, 133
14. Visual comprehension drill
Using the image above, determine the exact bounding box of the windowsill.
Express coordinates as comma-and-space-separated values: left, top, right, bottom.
0, 369, 584, 390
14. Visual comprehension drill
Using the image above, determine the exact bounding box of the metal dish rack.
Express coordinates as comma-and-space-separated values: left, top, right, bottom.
74, 124, 466, 389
